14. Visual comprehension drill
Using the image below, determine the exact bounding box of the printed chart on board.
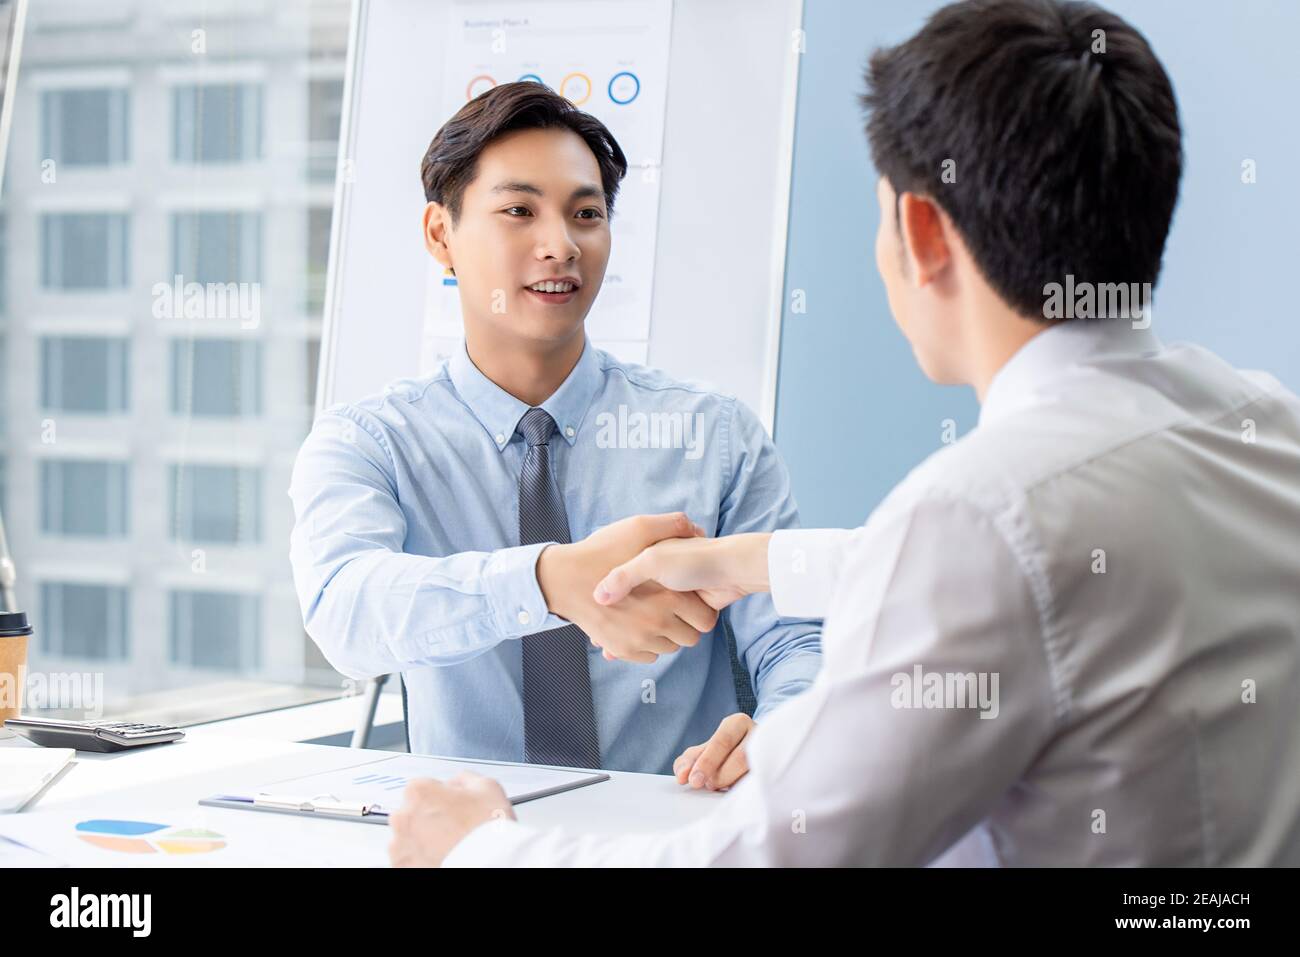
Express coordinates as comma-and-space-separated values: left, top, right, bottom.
420, 0, 673, 372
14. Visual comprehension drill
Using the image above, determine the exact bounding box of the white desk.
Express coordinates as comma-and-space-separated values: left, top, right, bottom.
0, 708, 722, 866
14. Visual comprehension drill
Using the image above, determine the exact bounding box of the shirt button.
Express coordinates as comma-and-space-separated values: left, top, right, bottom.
565, 426, 575, 438
517, 610, 531, 625
495, 433, 506, 445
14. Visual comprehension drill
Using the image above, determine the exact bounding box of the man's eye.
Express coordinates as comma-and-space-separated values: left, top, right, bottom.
504, 206, 532, 217
576, 208, 605, 220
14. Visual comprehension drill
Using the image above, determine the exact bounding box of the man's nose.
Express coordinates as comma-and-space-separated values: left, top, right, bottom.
535, 215, 581, 262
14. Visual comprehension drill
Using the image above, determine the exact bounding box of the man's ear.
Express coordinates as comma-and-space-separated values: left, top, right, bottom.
898, 192, 951, 287
422, 201, 455, 275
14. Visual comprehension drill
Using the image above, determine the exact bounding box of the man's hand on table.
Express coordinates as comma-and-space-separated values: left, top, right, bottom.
389, 772, 514, 867
673, 712, 756, 791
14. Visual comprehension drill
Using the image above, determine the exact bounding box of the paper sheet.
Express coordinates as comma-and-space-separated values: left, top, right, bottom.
420, 0, 673, 373
255, 753, 606, 812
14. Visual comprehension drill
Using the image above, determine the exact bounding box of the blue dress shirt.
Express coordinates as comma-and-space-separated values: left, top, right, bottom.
288, 339, 822, 773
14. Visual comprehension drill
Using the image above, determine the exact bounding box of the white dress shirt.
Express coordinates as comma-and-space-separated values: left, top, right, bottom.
443, 320, 1300, 866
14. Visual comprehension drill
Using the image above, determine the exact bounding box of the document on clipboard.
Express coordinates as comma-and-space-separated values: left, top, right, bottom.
199, 753, 609, 825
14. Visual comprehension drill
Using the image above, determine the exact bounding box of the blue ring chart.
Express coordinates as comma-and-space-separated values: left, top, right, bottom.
518, 73, 544, 85
608, 71, 640, 105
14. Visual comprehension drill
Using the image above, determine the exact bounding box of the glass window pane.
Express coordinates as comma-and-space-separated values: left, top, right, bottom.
41, 213, 130, 290
306, 206, 331, 314
169, 590, 261, 670
172, 83, 262, 163
40, 582, 129, 660
171, 211, 261, 285
306, 77, 343, 180
40, 460, 129, 537
170, 339, 262, 417
42, 88, 129, 166
40, 336, 129, 413
170, 463, 262, 543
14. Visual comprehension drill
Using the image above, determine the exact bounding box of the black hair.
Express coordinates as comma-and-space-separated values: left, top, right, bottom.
421, 81, 628, 223
862, 0, 1183, 319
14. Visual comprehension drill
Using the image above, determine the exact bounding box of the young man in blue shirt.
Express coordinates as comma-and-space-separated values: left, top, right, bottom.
288, 82, 821, 786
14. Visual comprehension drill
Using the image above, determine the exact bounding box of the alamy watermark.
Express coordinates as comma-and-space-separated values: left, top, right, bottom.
1042, 274, 1152, 329
151, 274, 261, 329
1, 666, 105, 719
594, 404, 707, 460
890, 664, 1000, 719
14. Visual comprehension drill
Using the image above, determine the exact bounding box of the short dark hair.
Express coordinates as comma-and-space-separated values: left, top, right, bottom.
420, 81, 629, 223
862, 0, 1183, 319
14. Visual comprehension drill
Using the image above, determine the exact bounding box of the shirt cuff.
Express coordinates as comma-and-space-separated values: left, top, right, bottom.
482, 542, 566, 638
441, 817, 542, 867
767, 528, 855, 619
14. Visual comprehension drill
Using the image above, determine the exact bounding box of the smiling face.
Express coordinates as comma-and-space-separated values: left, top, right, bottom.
423, 125, 611, 351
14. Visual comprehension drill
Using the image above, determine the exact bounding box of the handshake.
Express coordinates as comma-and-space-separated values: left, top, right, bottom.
535, 513, 772, 663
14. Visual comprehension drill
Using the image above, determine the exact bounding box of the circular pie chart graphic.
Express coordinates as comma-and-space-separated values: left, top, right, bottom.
75, 819, 227, 855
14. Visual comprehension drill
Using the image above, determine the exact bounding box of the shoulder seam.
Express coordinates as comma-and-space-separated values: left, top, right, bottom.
322, 404, 398, 474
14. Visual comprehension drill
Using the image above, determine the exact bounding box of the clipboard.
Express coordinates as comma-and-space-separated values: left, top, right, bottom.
199, 792, 396, 825
199, 753, 609, 826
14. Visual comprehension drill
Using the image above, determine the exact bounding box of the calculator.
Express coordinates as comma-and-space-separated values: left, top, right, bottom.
3, 716, 185, 752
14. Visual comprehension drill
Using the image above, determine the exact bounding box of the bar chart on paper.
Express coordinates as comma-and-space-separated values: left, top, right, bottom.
349, 770, 411, 793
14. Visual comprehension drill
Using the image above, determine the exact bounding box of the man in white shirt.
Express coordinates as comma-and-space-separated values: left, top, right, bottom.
387, 0, 1300, 866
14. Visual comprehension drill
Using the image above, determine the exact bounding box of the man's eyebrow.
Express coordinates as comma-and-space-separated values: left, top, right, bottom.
490, 181, 544, 196
488, 181, 605, 204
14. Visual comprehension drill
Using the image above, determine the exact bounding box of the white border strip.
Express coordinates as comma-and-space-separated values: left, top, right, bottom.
315, 0, 366, 413
759, 0, 804, 435
0, 0, 29, 192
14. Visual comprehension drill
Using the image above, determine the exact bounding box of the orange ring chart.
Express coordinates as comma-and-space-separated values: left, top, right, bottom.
559, 72, 592, 105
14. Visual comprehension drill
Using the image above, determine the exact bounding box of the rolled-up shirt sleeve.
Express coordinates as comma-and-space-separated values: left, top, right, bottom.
288, 406, 567, 679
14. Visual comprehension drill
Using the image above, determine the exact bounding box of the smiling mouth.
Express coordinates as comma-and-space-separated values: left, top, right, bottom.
523, 279, 580, 305
526, 280, 579, 293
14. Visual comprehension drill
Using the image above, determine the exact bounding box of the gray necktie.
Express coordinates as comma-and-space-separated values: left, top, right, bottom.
516, 407, 602, 769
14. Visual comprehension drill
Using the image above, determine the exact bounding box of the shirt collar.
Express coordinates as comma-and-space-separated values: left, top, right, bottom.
448, 337, 603, 452
979, 319, 1163, 427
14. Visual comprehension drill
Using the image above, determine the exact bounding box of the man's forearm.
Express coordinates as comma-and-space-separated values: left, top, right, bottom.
716, 532, 773, 595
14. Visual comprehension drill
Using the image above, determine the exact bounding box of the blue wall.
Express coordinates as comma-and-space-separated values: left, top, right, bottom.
773, 0, 1300, 528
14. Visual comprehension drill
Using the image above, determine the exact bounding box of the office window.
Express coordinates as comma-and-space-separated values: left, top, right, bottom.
170, 339, 263, 417
40, 336, 130, 413
306, 77, 344, 180
41, 88, 130, 167
169, 463, 262, 544
305, 337, 321, 409
0, 212, 7, 312
40, 582, 130, 660
169, 590, 261, 670
40, 459, 129, 538
171, 211, 262, 286
40, 213, 130, 290
9, 0, 351, 721
306, 206, 331, 314
172, 83, 263, 163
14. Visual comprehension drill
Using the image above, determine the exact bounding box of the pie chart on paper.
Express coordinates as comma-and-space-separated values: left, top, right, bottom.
74, 819, 227, 855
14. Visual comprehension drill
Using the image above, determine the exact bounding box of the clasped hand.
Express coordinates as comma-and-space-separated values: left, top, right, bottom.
535, 512, 736, 664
